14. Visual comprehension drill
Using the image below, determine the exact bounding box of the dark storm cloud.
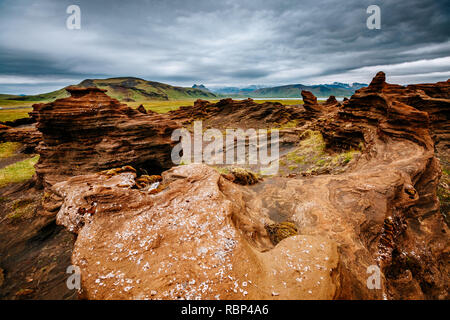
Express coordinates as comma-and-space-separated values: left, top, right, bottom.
0, 0, 449, 94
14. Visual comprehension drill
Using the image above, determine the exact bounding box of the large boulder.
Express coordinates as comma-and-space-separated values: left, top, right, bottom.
34, 86, 180, 187
51, 164, 340, 299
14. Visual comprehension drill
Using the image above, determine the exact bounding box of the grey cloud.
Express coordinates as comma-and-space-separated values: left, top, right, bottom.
0, 0, 449, 94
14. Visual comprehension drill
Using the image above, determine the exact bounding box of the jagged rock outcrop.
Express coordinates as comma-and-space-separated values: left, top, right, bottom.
136, 104, 147, 114
0, 105, 42, 153
41, 72, 449, 300
403, 81, 450, 166
407, 79, 450, 99
0, 124, 42, 153
323, 72, 449, 161
324, 95, 339, 106
168, 98, 304, 128
301, 90, 322, 114
299, 91, 340, 117
34, 86, 180, 187
301, 90, 318, 106
316, 71, 449, 298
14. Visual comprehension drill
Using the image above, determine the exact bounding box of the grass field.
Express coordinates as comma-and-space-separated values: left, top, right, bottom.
0, 100, 40, 122
0, 155, 39, 187
0, 108, 33, 122
0, 100, 41, 107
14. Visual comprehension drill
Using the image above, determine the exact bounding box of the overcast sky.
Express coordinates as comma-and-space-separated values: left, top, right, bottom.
0, 0, 449, 94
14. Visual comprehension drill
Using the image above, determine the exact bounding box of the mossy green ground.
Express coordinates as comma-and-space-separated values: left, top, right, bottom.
0, 100, 41, 107
279, 130, 360, 176
0, 100, 40, 122
0, 142, 22, 158
0, 108, 33, 122
6, 198, 36, 220
0, 155, 39, 187
274, 119, 300, 130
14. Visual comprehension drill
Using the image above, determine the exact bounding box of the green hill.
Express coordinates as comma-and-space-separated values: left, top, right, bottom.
6, 77, 218, 102
8, 88, 69, 102
0, 94, 22, 99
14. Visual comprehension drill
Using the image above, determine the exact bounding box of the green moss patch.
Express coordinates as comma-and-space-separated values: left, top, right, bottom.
0, 142, 22, 158
7, 198, 36, 220
0, 155, 39, 187
279, 130, 360, 176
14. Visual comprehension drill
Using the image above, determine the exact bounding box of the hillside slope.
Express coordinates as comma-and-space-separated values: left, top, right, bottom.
6, 77, 218, 102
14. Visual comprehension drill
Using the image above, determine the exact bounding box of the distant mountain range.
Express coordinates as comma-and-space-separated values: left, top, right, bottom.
201, 82, 367, 98
205, 85, 267, 95
1, 77, 367, 102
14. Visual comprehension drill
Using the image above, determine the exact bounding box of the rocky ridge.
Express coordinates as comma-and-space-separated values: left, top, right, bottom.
33, 86, 179, 188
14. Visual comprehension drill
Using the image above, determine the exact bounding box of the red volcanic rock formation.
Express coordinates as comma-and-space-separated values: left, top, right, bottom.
323, 72, 450, 160
407, 79, 450, 99
367, 70, 386, 91
34, 86, 180, 187
168, 98, 304, 128
0, 104, 43, 153
137, 104, 147, 114
403, 81, 450, 165
325, 95, 339, 105
0, 124, 42, 153
51, 164, 341, 299
301, 90, 318, 105
301, 90, 322, 114
298, 91, 341, 125
300, 90, 340, 115
44, 72, 449, 300
323, 72, 423, 150
318, 71, 449, 298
